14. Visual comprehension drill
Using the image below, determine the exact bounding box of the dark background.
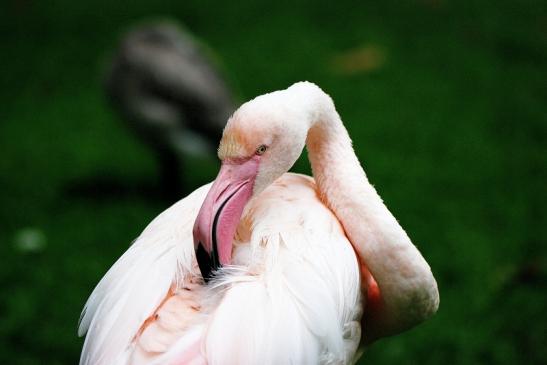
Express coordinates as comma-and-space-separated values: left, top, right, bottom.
1, 0, 546, 364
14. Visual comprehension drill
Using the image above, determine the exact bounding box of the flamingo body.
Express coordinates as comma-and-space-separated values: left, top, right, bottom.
80, 174, 362, 365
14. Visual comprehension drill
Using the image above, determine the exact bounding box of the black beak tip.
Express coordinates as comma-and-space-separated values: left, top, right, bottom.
196, 242, 214, 283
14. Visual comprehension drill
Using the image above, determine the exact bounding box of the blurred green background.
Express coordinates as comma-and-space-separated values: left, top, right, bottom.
1, 0, 546, 364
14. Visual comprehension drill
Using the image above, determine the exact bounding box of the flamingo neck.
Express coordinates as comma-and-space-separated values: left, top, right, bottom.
306, 107, 366, 216
304, 92, 372, 230
305, 98, 439, 332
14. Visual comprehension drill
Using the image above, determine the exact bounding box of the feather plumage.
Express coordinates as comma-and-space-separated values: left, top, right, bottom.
79, 174, 362, 365
79, 184, 211, 365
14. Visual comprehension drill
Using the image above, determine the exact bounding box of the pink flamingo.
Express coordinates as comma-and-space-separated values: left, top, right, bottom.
79, 82, 439, 365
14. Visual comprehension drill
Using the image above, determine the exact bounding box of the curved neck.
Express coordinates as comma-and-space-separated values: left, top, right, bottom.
306, 101, 373, 228
305, 101, 438, 336
306, 108, 366, 212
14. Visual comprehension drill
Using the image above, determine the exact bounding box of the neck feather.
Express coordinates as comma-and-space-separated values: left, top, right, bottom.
305, 99, 439, 333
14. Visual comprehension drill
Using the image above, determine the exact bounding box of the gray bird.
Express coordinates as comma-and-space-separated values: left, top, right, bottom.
105, 21, 236, 199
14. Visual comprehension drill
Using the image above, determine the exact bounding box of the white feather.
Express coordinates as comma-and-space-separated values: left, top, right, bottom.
78, 183, 211, 365
154, 174, 362, 365
79, 174, 362, 364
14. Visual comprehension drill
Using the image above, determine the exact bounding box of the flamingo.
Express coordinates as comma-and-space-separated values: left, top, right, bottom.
79, 82, 439, 364
106, 21, 235, 198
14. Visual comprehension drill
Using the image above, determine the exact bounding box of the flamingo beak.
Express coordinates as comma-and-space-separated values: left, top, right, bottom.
193, 157, 260, 281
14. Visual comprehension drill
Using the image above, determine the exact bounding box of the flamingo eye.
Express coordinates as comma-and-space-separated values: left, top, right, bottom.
255, 144, 268, 155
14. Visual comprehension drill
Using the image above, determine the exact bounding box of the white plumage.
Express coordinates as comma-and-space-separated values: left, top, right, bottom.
79, 183, 209, 365
80, 174, 362, 364
79, 82, 438, 365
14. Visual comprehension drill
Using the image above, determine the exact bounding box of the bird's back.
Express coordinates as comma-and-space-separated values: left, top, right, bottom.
138, 173, 362, 364
81, 174, 362, 365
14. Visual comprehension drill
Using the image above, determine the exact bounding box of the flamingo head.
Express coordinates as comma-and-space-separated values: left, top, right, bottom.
193, 82, 325, 281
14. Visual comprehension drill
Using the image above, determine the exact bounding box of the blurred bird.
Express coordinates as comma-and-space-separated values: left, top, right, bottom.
106, 21, 236, 199
79, 82, 439, 364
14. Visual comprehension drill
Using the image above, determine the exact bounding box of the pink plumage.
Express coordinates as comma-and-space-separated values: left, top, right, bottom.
79, 82, 438, 365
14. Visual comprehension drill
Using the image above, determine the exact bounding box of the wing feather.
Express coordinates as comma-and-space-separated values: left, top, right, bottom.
196, 174, 362, 364
78, 183, 211, 365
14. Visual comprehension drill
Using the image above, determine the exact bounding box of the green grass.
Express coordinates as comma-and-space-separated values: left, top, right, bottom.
1, 0, 546, 363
